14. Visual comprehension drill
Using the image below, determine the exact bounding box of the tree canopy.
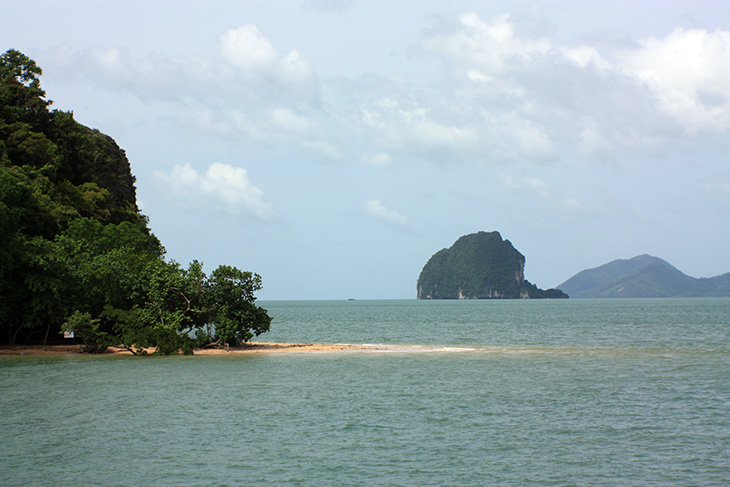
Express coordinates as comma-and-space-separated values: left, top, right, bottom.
0, 49, 271, 353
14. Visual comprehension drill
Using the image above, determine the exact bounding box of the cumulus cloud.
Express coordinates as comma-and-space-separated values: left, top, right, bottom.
218, 24, 315, 89
418, 12, 730, 162
218, 24, 278, 71
40, 14, 729, 169
360, 102, 476, 151
42, 24, 318, 139
619, 27, 730, 134
356, 94, 554, 162
421, 13, 553, 76
361, 199, 408, 226
156, 162, 277, 220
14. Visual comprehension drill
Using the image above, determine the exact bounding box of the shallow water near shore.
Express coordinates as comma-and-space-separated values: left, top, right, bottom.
1, 298, 728, 486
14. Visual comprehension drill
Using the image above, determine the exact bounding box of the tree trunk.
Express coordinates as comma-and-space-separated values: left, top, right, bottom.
43, 322, 51, 345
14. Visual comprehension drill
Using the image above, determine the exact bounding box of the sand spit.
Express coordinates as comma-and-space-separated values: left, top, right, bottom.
0, 342, 490, 356
195, 342, 366, 354
0, 342, 374, 356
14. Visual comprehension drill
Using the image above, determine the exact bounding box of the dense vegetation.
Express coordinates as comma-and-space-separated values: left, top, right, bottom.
417, 231, 568, 299
557, 254, 730, 298
0, 49, 271, 353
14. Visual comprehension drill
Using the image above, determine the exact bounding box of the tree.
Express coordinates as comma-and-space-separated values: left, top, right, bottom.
207, 266, 272, 347
1, 50, 274, 352
0, 49, 42, 85
0, 49, 51, 127
53, 219, 164, 351
60, 259, 272, 355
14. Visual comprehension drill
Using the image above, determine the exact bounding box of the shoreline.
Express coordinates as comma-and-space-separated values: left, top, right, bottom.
0, 343, 511, 356
0, 342, 373, 356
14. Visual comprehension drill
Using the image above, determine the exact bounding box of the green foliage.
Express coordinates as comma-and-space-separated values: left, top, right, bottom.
207, 266, 272, 345
0, 50, 273, 351
62, 311, 109, 353
0, 49, 50, 127
0, 49, 42, 85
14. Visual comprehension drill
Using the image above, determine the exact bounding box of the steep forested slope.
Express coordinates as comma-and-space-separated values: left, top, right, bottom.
417, 231, 567, 299
0, 49, 271, 352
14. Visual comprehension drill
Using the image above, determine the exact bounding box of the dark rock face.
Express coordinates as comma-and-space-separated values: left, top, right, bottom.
417, 231, 568, 299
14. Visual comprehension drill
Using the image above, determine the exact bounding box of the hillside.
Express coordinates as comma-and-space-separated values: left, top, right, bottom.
557, 255, 730, 298
417, 231, 568, 299
0, 49, 271, 351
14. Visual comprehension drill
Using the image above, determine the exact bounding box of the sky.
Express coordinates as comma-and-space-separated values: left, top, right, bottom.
2, 0, 729, 300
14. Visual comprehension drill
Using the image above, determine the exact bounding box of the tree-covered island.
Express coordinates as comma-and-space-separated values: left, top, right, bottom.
417, 231, 568, 299
0, 49, 271, 354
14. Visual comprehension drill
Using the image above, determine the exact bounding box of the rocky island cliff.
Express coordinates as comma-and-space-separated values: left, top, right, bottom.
417, 231, 568, 299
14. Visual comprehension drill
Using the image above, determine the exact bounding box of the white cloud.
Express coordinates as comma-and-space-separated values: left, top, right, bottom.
218, 24, 278, 71
43, 24, 318, 135
279, 49, 314, 84
418, 12, 730, 163
218, 24, 315, 88
361, 199, 408, 225
356, 95, 554, 162
421, 13, 552, 76
92, 46, 125, 71
269, 107, 313, 134
44, 44, 221, 104
619, 27, 730, 134
561, 45, 612, 70
155, 162, 277, 220
39, 13, 729, 170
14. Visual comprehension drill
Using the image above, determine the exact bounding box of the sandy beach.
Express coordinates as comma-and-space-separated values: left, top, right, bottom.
194, 342, 367, 354
0, 342, 373, 356
0, 342, 488, 356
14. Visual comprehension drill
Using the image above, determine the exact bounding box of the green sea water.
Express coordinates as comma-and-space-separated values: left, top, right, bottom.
1, 298, 728, 486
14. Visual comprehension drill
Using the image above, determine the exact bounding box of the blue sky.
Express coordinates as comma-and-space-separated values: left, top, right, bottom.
3, 0, 729, 299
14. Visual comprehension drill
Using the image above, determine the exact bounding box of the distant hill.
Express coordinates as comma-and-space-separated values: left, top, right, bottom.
557, 255, 730, 298
417, 231, 568, 299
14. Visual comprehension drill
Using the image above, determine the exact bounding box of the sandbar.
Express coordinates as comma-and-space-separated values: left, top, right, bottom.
0, 342, 490, 356
0, 342, 375, 356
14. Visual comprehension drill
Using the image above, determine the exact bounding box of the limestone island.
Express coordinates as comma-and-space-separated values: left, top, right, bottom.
417, 231, 568, 299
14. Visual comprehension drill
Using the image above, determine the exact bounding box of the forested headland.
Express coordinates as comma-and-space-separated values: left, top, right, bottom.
0, 49, 271, 354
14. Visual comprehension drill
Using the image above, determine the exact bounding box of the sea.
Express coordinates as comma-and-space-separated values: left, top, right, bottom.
1, 298, 728, 486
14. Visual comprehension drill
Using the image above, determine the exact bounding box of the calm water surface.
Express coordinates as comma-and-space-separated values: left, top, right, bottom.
1, 299, 728, 486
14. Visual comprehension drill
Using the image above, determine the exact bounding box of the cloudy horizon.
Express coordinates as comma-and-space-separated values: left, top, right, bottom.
3, 0, 728, 299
